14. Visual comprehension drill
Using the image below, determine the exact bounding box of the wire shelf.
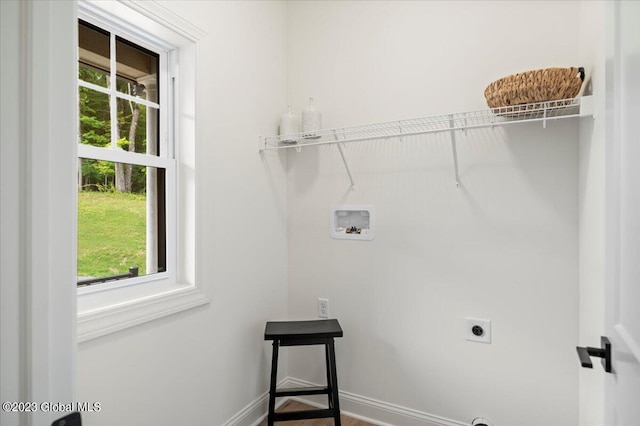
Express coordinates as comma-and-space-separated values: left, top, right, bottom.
260, 96, 593, 151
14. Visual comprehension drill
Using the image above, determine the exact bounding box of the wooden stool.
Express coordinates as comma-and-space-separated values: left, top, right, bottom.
264, 319, 343, 425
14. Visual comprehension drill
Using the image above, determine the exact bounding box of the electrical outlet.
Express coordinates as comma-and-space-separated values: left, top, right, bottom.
466, 318, 491, 343
318, 298, 329, 318
471, 417, 494, 426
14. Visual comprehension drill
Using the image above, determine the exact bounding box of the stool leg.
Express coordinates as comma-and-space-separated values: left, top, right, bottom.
267, 340, 279, 426
328, 338, 341, 426
325, 342, 333, 409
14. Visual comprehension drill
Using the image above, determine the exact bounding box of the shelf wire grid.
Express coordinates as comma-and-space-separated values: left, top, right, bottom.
262, 97, 583, 150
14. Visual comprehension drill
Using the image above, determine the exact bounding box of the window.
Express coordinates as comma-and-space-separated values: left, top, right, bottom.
77, 19, 167, 287
77, 1, 206, 342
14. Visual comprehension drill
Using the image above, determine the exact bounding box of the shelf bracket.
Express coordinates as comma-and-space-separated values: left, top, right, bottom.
336, 143, 356, 190
333, 130, 356, 190
449, 116, 461, 188
580, 95, 595, 117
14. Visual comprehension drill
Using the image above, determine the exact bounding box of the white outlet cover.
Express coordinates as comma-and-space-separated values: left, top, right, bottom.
318, 298, 329, 318
466, 318, 491, 343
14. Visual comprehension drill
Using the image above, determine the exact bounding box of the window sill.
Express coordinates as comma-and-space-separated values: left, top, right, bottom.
77, 282, 209, 342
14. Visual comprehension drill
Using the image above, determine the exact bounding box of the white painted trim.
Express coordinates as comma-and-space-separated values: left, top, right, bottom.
31, 0, 79, 422
222, 377, 468, 426
0, 1, 78, 424
77, 0, 205, 342
116, 0, 207, 41
77, 144, 174, 168
77, 285, 208, 342
221, 378, 289, 426
1, 3, 29, 425
78, 80, 161, 109
283, 377, 467, 426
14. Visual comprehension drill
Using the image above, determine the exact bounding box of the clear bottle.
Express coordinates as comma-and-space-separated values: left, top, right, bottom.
302, 97, 322, 139
279, 105, 300, 144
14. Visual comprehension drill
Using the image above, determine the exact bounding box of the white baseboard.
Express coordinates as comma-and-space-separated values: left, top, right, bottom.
223, 376, 467, 426
283, 377, 467, 426
222, 378, 289, 426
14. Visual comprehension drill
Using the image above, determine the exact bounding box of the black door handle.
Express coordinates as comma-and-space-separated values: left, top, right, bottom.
52, 412, 81, 426
576, 336, 612, 373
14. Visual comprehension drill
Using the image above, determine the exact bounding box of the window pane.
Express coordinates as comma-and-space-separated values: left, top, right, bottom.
116, 98, 159, 155
79, 63, 109, 88
79, 87, 111, 147
116, 37, 158, 103
77, 159, 166, 286
78, 20, 110, 88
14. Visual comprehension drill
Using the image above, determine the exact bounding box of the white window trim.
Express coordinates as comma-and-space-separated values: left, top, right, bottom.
77, 0, 208, 342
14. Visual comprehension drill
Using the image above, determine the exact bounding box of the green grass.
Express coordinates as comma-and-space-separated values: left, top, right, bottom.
77, 191, 146, 278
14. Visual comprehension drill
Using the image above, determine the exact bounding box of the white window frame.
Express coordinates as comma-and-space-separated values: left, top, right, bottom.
77, 0, 208, 342
77, 18, 173, 289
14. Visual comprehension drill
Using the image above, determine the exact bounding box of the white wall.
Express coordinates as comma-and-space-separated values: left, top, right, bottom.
285, 2, 581, 425
4, 2, 600, 425
578, 1, 607, 425
77, 2, 289, 425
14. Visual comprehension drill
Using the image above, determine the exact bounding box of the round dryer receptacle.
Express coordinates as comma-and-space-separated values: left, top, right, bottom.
471, 417, 494, 426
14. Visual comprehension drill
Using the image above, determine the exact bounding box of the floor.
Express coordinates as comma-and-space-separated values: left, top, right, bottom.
257, 400, 375, 426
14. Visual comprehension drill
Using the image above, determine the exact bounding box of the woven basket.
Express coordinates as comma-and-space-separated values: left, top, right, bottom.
484, 67, 585, 109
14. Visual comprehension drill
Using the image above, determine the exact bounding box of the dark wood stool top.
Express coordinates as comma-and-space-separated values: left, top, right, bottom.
265, 319, 343, 341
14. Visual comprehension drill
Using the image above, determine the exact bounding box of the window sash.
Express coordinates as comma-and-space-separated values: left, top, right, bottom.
78, 80, 161, 110
78, 15, 171, 161
77, 17, 175, 289
77, 143, 174, 169
76, 159, 177, 294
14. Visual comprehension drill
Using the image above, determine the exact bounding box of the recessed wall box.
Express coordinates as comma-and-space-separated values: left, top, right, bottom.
330, 205, 375, 241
